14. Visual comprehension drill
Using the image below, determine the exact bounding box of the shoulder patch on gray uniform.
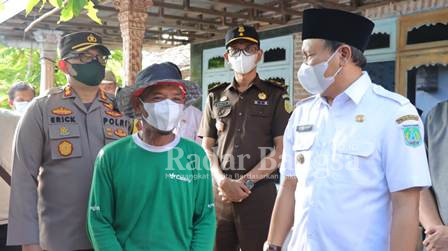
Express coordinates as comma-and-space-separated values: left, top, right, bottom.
372, 85, 409, 106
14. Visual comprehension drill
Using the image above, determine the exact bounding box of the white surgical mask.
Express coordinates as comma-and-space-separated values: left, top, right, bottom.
14, 101, 30, 114
228, 54, 258, 74
297, 50, 342, 95
140, 99, 184, 132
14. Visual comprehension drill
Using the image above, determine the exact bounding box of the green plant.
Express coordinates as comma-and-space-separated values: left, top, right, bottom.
26, 0, 102, 24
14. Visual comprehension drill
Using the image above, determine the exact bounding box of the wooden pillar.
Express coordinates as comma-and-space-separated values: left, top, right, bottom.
33, 30, 63, 94
114, 0, 153, 86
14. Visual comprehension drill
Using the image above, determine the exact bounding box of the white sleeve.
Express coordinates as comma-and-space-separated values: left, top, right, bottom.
280, 109, 297, 177
382, 103, 432, 192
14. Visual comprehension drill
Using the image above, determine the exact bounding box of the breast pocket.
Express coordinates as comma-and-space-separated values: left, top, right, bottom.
249, 104, 273, 118
292, 132, 316, 180
330, 140, 375, 183
214, 106, 232, 119
49, 124, 82, 160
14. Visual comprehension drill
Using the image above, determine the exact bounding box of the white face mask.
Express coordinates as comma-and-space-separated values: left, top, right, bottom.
228, 53, 258, 74
14, 101, 30, 114
297, 50, 342, 95
140, 99, 185, 132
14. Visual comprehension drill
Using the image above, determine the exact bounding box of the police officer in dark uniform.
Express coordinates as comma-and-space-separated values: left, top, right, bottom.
198, 25, 292, 251
7, 32, 133, 251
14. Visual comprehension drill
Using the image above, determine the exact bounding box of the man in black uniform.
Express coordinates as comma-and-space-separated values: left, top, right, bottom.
198, 25, 292, 251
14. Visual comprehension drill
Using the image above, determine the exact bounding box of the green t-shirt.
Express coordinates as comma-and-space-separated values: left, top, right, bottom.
87, 134, 216, 251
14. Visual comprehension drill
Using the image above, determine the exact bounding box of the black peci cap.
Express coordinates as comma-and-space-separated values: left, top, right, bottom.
302, 8, 375, 52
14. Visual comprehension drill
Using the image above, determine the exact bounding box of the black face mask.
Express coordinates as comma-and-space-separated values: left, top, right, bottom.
71, 60, 106, 86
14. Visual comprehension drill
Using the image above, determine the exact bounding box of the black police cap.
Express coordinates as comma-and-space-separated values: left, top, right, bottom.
58, 31, 111, 59
225, 25, 260, 48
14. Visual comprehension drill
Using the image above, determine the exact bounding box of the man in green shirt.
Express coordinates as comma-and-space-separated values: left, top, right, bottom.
87, 62, 216, 251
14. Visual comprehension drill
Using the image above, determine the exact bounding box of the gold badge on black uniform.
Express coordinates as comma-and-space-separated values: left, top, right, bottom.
258, 92, 267, 100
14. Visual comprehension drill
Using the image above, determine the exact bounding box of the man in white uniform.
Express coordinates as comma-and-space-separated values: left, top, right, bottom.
177, 105, 202, 143
265, 8, 431, 251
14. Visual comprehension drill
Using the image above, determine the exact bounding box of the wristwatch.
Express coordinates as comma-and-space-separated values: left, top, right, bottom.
244, 178, 254, 190
263, 241, 282, 251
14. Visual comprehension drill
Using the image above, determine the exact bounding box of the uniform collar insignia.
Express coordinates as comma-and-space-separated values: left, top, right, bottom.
99, 90, 108, 103
63, 85, 75, 99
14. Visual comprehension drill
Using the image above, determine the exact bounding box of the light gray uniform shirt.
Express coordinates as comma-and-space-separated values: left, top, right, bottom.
425, 100, 448, 225
0, 109, 20, 225
7, 86, 133, 251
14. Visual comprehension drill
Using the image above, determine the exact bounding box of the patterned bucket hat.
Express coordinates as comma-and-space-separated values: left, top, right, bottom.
116, 62, 201, 118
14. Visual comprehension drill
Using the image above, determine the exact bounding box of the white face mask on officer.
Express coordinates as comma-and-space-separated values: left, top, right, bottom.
228, 53, 258, 74
14, 101, 30, 114
139, 98, 184, 132
297, 49, 342, 95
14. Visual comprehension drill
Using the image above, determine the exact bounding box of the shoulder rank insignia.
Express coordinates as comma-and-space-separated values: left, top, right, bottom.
402, 125, 422, 147
396, 115, 419, 124
58, 140, 73, 157
106, 110, 122, 118
52, 107, 73, 116
208, 82, 230, 93
114, 128, 128, 138
267, 80, 288, 90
